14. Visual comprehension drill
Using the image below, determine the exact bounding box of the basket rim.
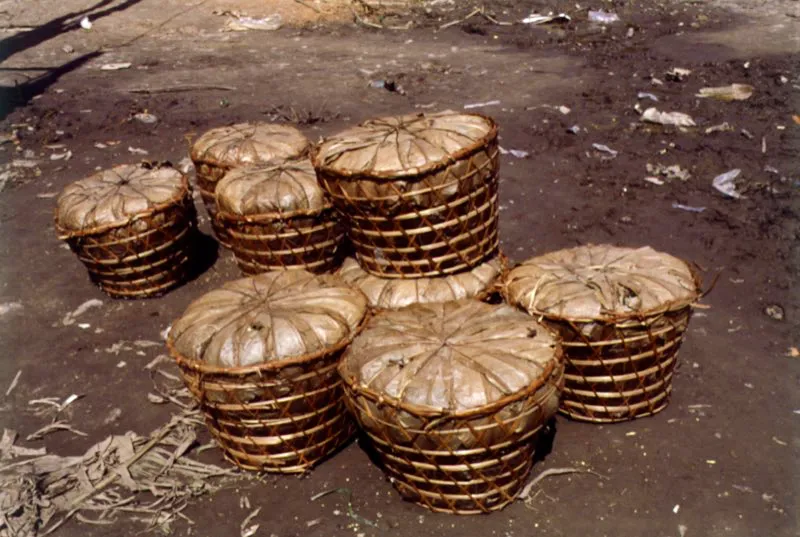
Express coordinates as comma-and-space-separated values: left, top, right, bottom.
169, 311, 369, 376
338, 340, 562, 420
215, 204, 336, 223
311, 112, 498, 182
54, 170, 191, 239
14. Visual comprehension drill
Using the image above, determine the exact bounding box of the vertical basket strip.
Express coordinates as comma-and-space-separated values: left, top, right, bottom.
313, 111, 500, 278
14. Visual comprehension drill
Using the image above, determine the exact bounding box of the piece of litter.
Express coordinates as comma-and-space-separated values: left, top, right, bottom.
637, 92, 659, 102
464, 100, 500, 110
679, 524, 688, 537
625, 431, 636, 437
521, 13, 570, 25
103, 408, 122, 425
764, 304, 784, 321
672, 203, 706, 213
78, 323, 90, 329
641, 107, 696, 127
673, 504, 680, 514
100, 63, 132, 71
644, 176, 665, 186
128, 146, 149, 155
588, 10, 620, 24
499, 147, 530, 159
706, 459, 716, 465
592, 143, 618, 159
788, 347, 799, 358
741, 129, 754, 139
696, 83, 754, 101
5, 370, 21, 396
744, 383, 753, 389
772, 436, 787, 446
647, 163, 691, 182
567, 125, 581, 134
225, 14, 282, 32
50, 150, 72, 161
133, 112, 158, 124
62, 299, 103, 326
705, 122, 734, 134
80, 16, 92, 30
557, 105, 571, 115
0, 302, 23, 316
665, 68, 691, 82
712, 169, 743, 199
117, 361, 127, 368
306, 519, 322, 528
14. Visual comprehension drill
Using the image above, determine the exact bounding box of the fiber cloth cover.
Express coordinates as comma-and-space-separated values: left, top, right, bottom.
191, 123, 309, 171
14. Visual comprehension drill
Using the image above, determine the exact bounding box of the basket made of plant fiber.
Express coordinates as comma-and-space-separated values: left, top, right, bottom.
312, 111, 500, 278
54, 164, 196, 298
216, 159, 345, 275
169, 270, 368, 473
336, 255, 505, 310
504, 244, 701, 423
339, 300, 563, 514
190, 123, 309, 247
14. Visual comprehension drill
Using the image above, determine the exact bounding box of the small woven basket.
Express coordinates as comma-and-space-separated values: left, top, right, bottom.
313, 111, 500, 278
504, 245, 701, 423
190, 123, 310, 247
54, 164, 196, 298
339, 300, 563, 514
215, 159, 345, 275
168, 271, 368, 473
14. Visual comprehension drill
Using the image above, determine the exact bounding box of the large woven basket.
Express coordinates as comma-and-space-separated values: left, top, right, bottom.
339, 300, 563, 514
54, 163, 196, 298
215, 159, 345, 275
504, 244, 701, 423
190, 123, 310, 247
336, 254, 505, 309
168, 270, 368, 473
313, 111, 500, 278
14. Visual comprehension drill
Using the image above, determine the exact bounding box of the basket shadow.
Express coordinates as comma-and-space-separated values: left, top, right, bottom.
532, 417, 557, 465
184, 230, 219, 284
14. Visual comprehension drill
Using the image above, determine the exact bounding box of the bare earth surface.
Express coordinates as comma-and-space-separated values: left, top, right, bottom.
0, 0, 798, 536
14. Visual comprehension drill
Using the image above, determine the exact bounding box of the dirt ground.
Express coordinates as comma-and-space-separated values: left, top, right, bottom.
1, 0, 798, 536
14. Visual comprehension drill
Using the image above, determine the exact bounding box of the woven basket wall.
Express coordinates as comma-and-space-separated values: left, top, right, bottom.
190, 123, 310, 248
55, 164, 196, 298
504, 244, 701, 423
339, 301, 563, 514
168, 271, 368, 473
215, 160, 345, 275
313, 111, 500, 278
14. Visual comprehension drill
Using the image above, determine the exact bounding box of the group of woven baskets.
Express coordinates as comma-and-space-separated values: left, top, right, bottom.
54, 111, 702, 515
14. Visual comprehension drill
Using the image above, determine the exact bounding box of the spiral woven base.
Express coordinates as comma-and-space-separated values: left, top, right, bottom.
172, 343, 355, 473
546, 307, 692, 423
342, 365, 564, 514
57, 197, 196, 298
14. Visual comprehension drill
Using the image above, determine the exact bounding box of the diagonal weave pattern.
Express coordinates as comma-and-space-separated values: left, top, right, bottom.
55, 165, 197, 298
338, 301, 563, 513
503, 244, 701, 423
313, 111, 500, 278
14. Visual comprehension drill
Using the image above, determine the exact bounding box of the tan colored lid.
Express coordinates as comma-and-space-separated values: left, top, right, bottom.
169, 270, 368, 368
505, 245, 699, 321
215, 158, 329, 216
337, 256, 502, 309
313, 111, 496, 179
339, 300, 559, 412
190, 123, 309, 171
56, 164, 186, 232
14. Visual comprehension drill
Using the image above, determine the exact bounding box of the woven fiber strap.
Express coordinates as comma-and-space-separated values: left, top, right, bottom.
313, 111, 500, 278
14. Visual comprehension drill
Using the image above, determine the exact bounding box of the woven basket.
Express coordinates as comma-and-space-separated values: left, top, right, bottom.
504, 244, 701, 423
339, 300, 563, 514
190, 123, 310, 247
336, 254, 505, 309
54, 163, 196, 298
313, 111, 500, 278
169, 270, 367, 473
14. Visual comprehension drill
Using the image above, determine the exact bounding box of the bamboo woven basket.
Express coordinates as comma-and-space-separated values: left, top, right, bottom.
336, 254, 505, 309
504, 244, 701, 423
54, 163, 197, 298
169, 270, 368, 473
312, 111, 500, 278
215, 159, 345, 275
339, 300, 563, 514
190, 123, 310, 247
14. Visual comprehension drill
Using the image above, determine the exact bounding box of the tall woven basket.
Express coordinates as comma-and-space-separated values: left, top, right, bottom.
504, 245, 701, 423
215, 159, 345, 275
313, 111, 500, 278
54, 163, 196, 298
339, 300, 563, 514
190, 123, 310, 247
169, 270, 368, 473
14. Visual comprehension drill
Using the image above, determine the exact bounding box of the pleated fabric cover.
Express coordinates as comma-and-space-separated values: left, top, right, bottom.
504, 244, 701, 423
169, 270, 368, 472
313, 111, 500, 278
55, 163, 196, 298
339, 300, 563, 513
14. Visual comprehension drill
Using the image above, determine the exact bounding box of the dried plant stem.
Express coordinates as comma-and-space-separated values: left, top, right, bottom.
519, 467, 607, 499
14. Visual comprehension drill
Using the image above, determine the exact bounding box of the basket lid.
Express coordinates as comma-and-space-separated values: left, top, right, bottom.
338, 300, 559, 413
169, 270, 368, 368
215, 158, 329, 216
337, 256, 502, 309
312, 111, 496, 179
190, 123, 309, 171
504, 244, 700, 321
56, 164, 187, 232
